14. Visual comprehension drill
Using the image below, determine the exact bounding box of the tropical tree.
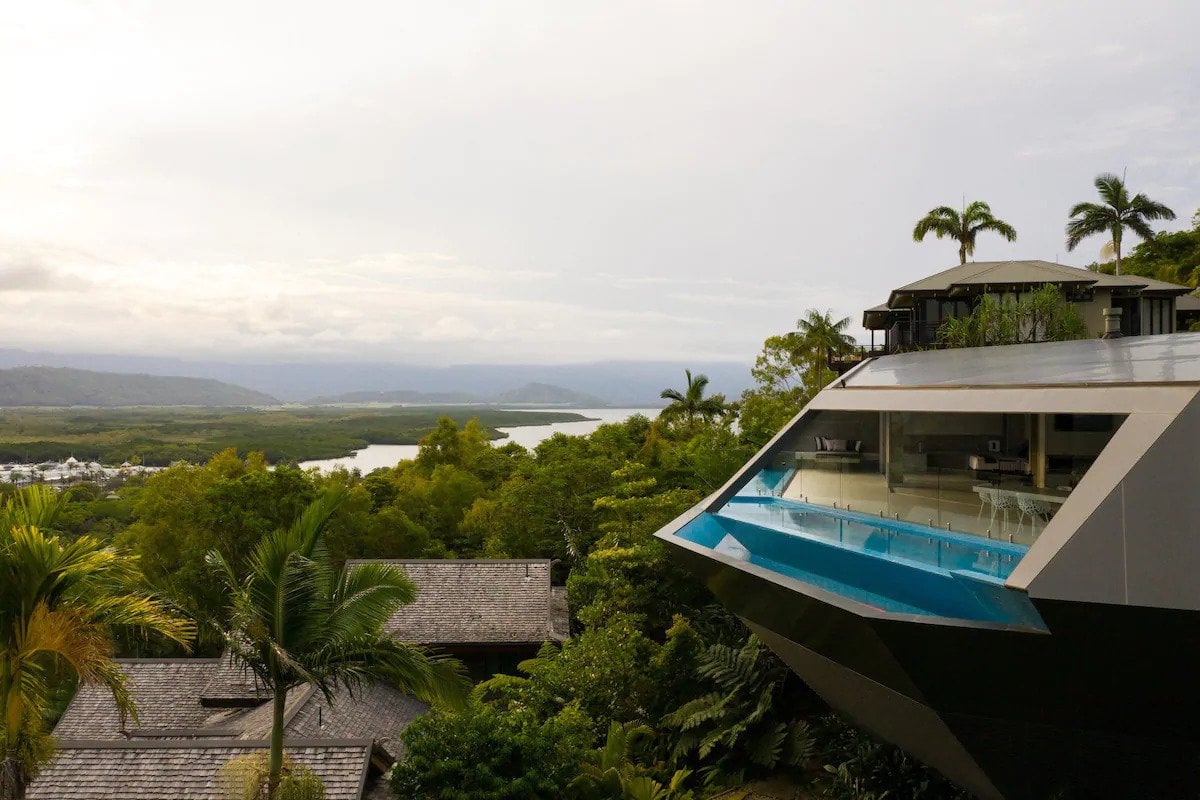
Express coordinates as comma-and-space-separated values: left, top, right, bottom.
912, 201, 1018, 264
0, 485, 193, 800
568, 721, 694, 800
659, 371, 727, 425
796, 310, 856, 389
661, 634, 815, 787
1066, 172, 1176, 275
207, 488, 467, 799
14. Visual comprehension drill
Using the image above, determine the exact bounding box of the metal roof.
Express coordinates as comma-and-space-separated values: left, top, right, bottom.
841, 332, 1200, 388
888, 260, 1189, 304
1177, 293, 1200, 311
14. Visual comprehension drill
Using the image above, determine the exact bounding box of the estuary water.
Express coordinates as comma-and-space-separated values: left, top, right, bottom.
298, 407, 658, 473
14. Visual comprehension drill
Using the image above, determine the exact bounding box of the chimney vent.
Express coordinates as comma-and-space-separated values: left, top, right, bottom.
1102, 307, 1124, 339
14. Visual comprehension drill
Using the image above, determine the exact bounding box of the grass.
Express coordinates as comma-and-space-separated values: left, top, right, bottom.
0, 406, 591, 466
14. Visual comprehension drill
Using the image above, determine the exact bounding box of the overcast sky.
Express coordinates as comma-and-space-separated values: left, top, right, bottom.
2, 1, 1198, 365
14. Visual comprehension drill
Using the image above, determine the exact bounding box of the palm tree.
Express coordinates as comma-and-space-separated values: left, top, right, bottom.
796, 309, 856, 389
0, 486, 193, 800
1066, 172, 1176, 275
659, 370, 727, 425
912, 200, 1018, 264
208, 489, 467, 799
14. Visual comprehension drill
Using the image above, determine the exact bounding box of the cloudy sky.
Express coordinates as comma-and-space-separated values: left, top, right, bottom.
2, 1, 1198, 365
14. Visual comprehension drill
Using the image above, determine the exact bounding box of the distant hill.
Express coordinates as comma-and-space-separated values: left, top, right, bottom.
0, 367, 278, 407
309, 382, 607, 407
307, 389, 481, 405
493, 382, 606, 406
0, 349, 753, 405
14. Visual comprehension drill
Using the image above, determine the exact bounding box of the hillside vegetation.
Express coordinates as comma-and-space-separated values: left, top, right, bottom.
0, 406, 586, 466
0, 366, 278, 407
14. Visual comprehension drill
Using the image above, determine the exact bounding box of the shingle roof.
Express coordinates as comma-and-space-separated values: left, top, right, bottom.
236, 683, 428, 759
200, 655, 271, 706
52, 657, 422, 753
357, 559, 566, 646
26, 740, 372, 800
54, 660, 240, 739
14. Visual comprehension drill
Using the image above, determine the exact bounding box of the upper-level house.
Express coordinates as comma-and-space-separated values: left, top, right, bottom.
655, 333, 1200, 800
861, 259, 1194, 353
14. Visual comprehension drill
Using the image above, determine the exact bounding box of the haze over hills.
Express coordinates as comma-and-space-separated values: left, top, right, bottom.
0, 349, 752, 406
0, 367, 278, 407
310, 382, 608, 407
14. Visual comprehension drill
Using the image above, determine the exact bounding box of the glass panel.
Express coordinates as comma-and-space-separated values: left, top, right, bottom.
761, 410, 1125, 549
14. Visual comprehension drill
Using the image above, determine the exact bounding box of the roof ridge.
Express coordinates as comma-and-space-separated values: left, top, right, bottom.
347, 558, 553, 565
113, 658, 223, 664
51, 737, 375, 750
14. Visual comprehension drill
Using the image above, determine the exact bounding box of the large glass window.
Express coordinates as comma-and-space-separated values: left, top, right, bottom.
755, 410, 1125, 546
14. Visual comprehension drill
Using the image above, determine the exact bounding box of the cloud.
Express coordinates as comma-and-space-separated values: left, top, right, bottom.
0, 2, 1197, 366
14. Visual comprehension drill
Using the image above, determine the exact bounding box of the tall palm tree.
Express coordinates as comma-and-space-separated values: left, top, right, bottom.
912, 200, 1018, 264
659, 370, 727, 425
796, 309, 856, 389
0, 486, 193, 800
1066, 172, 1176, 275
208, 489, 467, 799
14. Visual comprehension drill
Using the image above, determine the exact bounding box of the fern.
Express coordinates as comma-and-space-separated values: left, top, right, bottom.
661, 634, 809, 784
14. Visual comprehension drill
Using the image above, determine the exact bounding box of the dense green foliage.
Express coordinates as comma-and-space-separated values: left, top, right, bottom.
28, 312, 972, 798
0, 406, 585, 466
936, 285, 1087, 348
0, 366, 277, 408
0, 486, 193, 800
1091, 208, 1200, 286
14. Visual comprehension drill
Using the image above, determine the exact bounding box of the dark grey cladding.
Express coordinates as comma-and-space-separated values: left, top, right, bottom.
657, 332, 1200, 800
664, 538, 1200, 799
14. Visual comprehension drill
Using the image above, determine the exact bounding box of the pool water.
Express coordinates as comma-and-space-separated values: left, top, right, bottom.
721, 496, 1024, 580
676, 490, 1043, 627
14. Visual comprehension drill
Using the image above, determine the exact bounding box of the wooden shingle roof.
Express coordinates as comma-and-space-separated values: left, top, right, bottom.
235, 683, 428, 759
53, 659, 262, 739
358, 559, 567, 646
26, 740, 372, 800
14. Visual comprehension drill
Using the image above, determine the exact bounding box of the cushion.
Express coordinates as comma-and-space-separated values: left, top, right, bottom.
826, 438, 848, 452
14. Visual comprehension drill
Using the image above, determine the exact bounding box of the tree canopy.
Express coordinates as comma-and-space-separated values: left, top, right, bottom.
912, 200, 1017, 264
1066, 172, 1176, 275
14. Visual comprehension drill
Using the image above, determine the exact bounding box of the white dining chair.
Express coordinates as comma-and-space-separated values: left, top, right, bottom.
989, 490, 1016, 534
1016, 495, 1051, 538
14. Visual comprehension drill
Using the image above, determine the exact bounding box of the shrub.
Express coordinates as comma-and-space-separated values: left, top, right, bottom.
218, 752, 326, 800
390, 703, 592, 800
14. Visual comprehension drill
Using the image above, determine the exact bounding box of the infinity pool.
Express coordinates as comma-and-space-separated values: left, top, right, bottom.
676, 493, 1043, 626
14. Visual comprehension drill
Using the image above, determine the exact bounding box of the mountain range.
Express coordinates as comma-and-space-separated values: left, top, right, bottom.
0, 367, 278, 407
0, 349, 753, 406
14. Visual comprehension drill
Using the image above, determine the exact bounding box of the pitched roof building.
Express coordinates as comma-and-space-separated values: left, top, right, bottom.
34, 558, 568, 797
862, 259, 1195, 353
27, 740, 374, 800
40, 656, 421, 798
366, 558, 566, 646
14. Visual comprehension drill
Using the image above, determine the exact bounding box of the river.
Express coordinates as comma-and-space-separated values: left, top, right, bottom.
298, 407, 658, 473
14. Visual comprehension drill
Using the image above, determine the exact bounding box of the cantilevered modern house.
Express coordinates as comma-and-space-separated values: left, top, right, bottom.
656, 333, 1200, 800
862, 260, 1195, 353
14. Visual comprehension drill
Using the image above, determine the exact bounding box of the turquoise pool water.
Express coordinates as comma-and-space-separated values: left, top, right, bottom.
722, 496, 1025, 580
738, 468, 794, 497
676, 492, 1043, 626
